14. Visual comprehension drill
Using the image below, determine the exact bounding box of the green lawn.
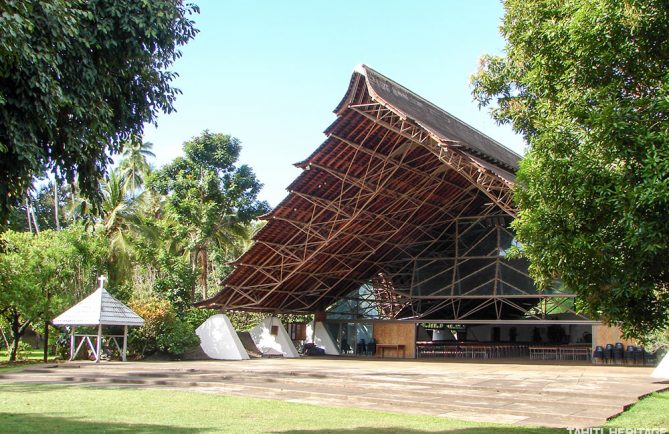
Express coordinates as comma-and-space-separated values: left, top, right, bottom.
0, 384, 561, 434
0, 349, 55, 373
605, 391, 669, 429
0, 383, 667, 433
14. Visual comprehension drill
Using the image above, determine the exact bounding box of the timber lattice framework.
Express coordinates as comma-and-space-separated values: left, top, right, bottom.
198, 65, 582, 322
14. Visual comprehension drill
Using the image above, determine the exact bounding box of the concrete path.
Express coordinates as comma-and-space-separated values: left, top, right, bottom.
1, 357, 666, 428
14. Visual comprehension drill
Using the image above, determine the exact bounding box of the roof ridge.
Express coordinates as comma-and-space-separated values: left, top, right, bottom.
357, 64, 522, 168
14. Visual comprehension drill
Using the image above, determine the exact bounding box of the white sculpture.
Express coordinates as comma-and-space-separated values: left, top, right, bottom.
196, 314, 249, 360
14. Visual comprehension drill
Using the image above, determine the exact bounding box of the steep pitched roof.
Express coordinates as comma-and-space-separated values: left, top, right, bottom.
53, 287, 144, 327
198, 65, 520, 313
337, 65, 520, 173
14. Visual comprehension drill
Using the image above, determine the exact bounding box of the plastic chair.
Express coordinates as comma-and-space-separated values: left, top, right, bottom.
623, 345, 635, 365
592, 346, 604, 365
613, 343, 624, 365
603, 344, 614, 364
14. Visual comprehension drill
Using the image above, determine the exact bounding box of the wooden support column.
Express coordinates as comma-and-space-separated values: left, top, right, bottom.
122, 325, 128, 362
69, 326, 75, 361
95, 324, 102, 363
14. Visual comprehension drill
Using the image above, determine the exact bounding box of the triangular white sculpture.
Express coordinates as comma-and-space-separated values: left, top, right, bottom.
250, 317, 299, 358
196, 314, 249, 360
305, 320, 339, 355
651, 351, 669, 380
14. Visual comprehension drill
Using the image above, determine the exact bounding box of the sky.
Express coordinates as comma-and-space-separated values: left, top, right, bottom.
142, 1, 523, 207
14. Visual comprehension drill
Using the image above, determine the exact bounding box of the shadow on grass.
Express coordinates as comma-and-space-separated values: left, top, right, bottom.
280, 428, 564, 434
0, 413, 207, 434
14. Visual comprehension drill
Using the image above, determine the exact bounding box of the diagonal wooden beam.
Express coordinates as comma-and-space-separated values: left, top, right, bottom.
350, 103, 517, 216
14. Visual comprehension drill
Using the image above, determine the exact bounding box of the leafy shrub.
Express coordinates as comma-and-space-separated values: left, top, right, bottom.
182, 307, 219, 330
152, 253, 197, 314
15, 341, 33, 361
128, 295, 198, 358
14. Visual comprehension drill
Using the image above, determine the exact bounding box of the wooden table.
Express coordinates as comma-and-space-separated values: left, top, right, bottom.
376, 344, 406, 358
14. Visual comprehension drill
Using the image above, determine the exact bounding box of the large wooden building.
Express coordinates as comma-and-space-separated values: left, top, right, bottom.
198, 65, 608, 358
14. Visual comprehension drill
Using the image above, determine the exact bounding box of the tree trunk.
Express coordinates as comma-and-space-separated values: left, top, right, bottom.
25, 197, 33, 234
0, 326, 9, 351
29, 198, 40, 234
8, 311, 32, 362
43, 321, 49, 362
191, 251, 197, 302
43, 289, 52, 362
53, 181, 61, 231
199, 248, 208, 300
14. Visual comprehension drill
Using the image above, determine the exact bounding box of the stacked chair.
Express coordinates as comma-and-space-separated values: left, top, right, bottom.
591, 342, 659, 366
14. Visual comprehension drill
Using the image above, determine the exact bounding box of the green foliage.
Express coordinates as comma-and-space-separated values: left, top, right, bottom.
128, 294, 198, 358
0, 0, 199, 222
472, 0, 669, 338
1, 129, 267, 358
639, 327, 669, 357
14, 342, 33, 362
119, 138, 155, 194
181, 307, 218, 330
149, 131, 269, 300
0, 225, 107, 360
226, 311, 267, 332
152, 252, 198, 314
222, 311, 314, 332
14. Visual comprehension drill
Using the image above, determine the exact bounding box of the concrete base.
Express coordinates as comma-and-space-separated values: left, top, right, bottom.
249, 317, 299, 358
196, 314, 249, 360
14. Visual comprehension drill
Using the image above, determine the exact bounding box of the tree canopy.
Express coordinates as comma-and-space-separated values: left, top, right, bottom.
0, 0, 199, 223
471, 0, 669, 337
150, 131, 270, 300
0, 226, 106, 360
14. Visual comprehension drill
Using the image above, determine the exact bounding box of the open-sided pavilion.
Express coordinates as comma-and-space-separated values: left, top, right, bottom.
198, 65, 620, 360
53, 276, 144, 363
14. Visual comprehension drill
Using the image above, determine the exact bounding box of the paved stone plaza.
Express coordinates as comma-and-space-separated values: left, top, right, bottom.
1, 358, 666, 428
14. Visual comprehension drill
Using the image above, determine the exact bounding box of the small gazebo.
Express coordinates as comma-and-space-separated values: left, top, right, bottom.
53, 276, 144, 363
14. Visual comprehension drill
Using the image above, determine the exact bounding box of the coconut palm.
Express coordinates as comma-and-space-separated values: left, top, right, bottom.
99, 169, 151, 285
119, 137, 155, 193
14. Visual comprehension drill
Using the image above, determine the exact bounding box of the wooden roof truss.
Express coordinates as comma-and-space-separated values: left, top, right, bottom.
198, 66, 581, 322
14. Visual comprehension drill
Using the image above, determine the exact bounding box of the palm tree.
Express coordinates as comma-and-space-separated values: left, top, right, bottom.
119, 137, 155, 193
99, 170, 145, 285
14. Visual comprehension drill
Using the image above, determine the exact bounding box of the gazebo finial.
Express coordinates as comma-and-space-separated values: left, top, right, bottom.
98, 275, 107, 290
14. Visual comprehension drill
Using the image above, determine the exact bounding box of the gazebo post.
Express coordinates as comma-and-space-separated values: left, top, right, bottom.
69, 326, 76, 361
95, 324, 102, 363
122, 325, 128, 362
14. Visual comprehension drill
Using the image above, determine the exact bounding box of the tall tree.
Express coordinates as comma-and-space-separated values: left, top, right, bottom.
0, 0, 199, 223
119, 138, 156, 193
150, 131, 269, 300
471, 0, 669, 337
99, 169, 148, 287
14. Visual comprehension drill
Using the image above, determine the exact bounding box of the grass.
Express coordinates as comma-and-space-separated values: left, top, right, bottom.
0, 349, 57, 373
0, 384, 566, 434
0, 383, 666, 434
605, 391, 669, 429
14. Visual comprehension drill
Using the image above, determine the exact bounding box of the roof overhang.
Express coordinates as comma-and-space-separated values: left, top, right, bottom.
199, 65, 521, 313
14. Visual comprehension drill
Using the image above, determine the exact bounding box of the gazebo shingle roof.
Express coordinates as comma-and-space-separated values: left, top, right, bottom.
53, 287, 144, 327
